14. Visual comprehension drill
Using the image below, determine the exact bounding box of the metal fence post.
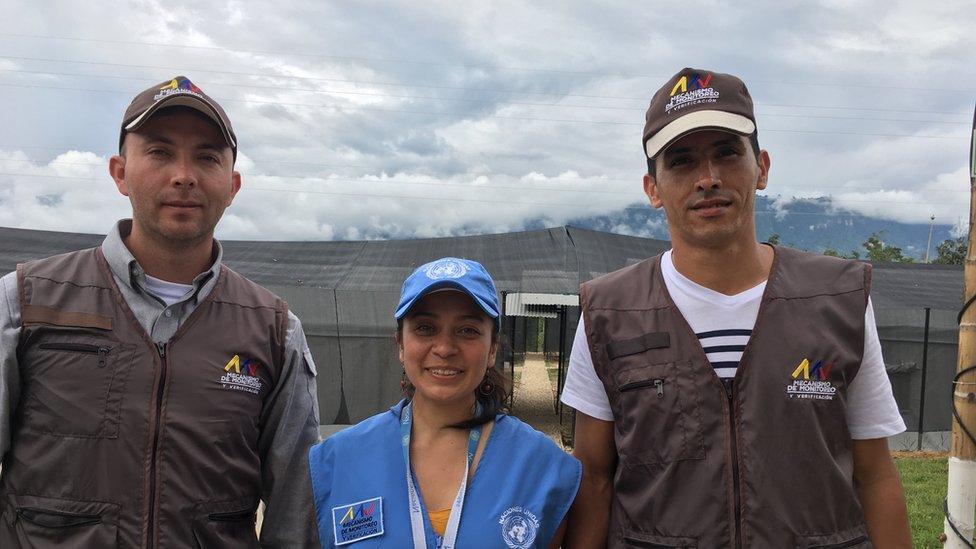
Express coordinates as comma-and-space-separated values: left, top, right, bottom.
500, 291, 515, 408
918, 307, 931, 451
556, 305, 567, 415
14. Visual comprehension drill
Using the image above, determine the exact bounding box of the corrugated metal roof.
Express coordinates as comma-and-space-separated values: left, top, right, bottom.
515, 293, 580, 306
504, 292, 579, 317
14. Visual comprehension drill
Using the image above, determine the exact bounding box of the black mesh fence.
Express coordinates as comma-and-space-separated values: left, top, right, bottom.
270, 285, 343, 426
875, 306, 959, 450
0, 225, 962, 435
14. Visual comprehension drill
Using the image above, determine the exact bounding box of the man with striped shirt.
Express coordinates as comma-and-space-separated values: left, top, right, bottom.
560, 68, 911, 548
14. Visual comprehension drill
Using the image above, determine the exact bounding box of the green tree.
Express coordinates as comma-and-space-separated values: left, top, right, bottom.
823, 246, 860, 259
862, 232, 914, 263
766, 233, 781, 245
933, 236, 967, 265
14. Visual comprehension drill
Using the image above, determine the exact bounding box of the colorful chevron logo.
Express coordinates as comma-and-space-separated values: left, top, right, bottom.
339, 501, 378, 525
786, 358, 838, 400
224, 354, 261, 377
669, 72, 713, 96
332, 496, 384, 544
790, 358, 834, 381
665, 72, 720, 113
154, 77, 205, 101
160, 76, 203, 94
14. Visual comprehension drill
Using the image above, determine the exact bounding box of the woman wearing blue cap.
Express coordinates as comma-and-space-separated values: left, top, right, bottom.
308, 257, 581, 548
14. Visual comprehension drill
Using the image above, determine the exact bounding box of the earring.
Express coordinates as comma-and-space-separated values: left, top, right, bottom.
400, 369, 408, 391
479, 378, 494, 395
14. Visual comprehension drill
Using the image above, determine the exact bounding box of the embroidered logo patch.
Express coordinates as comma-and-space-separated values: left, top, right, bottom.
499, 506, 539, 549
424, 258, 468, 280
219, 355, 263, 394
153, 76, 206, 101
665, 72, 719, 114
332, 497, 383, 546
786, 358, 837, 400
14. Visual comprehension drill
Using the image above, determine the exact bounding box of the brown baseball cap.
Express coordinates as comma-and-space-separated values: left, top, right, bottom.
119, 76, 237, 157
643, 67, 756, 159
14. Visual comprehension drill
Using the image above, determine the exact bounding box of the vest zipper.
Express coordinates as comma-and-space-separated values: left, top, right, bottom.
618, 378, 666, 396
38, 343, 111, 368
726, 381, 743, 549
147, 342, 168, 549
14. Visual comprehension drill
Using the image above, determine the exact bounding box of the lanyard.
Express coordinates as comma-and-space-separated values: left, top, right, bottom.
400, 401, 483, 549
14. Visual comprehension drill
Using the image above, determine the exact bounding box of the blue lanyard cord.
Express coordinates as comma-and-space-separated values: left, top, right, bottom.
400, 401, 484, 549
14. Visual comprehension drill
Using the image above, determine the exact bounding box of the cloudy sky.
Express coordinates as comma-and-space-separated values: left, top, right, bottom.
1, 0, 973, 240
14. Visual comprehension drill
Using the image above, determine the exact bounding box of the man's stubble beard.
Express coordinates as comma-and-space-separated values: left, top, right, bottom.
133, 205, 219, 253
668, 194, 757, 250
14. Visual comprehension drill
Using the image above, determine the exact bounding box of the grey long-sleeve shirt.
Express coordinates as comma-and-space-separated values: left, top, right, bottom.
0, 220, 321, 547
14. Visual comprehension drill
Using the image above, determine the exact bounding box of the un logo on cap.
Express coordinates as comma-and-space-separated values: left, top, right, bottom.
425, 259, 468, 280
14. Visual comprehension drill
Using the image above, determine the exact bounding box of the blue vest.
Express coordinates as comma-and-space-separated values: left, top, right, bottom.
309, 401, 581, 548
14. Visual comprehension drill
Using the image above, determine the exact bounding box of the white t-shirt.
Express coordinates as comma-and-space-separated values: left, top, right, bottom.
560, 250, 906, 440
143, 275, 194, 307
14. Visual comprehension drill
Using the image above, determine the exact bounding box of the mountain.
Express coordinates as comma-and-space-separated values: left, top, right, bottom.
565, 195, 959, 260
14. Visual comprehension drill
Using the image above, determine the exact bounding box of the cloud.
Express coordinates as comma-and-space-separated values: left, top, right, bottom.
225, 166, 634, 240
0, 0, 972, 241
764, 126, 969, 226
0, 150, 129, 234
830, 165, 970, 225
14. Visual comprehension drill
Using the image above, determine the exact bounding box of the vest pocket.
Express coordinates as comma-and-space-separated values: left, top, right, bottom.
17, 507, 101, 528
209, 510, 257, 522
611, 360, 704, 465
621, 528, 697, 548
797, 531, 871, 549
0, 493, 118, 548
191, 500, 260, 549
21, 331, 134, 438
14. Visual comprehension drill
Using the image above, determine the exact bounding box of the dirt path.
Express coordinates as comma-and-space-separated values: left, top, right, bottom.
511, 353, 564, 448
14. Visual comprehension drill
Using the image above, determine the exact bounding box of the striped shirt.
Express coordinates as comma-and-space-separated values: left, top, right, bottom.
697, 328, 751, 379
660, 251, 764, 381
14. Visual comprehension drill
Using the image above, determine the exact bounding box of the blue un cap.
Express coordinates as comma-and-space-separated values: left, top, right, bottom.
394, 257, 501, 325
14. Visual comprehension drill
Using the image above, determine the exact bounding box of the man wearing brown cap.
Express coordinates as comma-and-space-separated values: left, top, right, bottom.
0, 77, 320, 547
561, 68, 912, 548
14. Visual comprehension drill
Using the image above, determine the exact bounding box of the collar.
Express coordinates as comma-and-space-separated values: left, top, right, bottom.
100, 219, 223, 298
389, 398, 506, 423
390, 398, 409, 418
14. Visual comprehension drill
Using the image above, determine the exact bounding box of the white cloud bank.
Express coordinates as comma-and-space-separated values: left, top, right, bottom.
0, 0, 972, 239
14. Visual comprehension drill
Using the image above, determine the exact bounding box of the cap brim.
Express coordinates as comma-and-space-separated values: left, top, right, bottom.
124, 94, 236, 149
394, 281, 500, 322
645, 110, 755, 159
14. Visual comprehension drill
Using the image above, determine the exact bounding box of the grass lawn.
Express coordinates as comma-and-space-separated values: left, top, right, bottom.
895, 452, 948, 548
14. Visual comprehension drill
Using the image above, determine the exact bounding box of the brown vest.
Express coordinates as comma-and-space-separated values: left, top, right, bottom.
582, 246, 873, 549
0, 248, 287, 548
